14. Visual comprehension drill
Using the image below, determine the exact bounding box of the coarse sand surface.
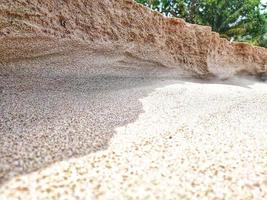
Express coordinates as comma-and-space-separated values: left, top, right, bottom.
1, 52, 267, 199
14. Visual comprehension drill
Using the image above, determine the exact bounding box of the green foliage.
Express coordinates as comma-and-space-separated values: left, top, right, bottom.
136, 0, 267, 47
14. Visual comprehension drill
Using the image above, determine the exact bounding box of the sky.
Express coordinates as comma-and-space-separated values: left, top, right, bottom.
261, 0, 267, 13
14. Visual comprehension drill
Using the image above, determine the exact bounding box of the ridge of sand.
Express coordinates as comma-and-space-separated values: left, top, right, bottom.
1, 0, 267, 78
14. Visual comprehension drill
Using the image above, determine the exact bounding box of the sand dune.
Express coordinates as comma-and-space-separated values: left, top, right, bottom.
1, 0, 267, 78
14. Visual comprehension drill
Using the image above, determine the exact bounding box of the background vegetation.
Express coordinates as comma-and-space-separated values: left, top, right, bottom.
136, 0, 267, 47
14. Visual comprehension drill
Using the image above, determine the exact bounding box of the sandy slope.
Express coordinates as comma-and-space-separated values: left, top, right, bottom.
1, 0, 267, 199
1, 0, 267, 78
1, 49, 267, 199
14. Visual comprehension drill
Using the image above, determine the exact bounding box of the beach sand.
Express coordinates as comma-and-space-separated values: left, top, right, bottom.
1, 50, 267, 199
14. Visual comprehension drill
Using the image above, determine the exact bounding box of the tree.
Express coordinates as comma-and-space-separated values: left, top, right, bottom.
136, 0, 267, 47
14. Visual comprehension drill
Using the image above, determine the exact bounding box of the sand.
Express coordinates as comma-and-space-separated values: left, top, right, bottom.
1, 49, 267, 199
1, 0, 267, 198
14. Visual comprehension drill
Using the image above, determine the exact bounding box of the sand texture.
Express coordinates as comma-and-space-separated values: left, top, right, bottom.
1, 0, 267, 199
0, 0, 267, 78
1, 63, 267, 199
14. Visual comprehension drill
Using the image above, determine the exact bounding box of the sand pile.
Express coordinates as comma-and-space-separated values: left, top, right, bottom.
0, 0, 266, 78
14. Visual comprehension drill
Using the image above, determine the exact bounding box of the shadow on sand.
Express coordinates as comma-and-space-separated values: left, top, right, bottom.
0, 53, 265, 186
